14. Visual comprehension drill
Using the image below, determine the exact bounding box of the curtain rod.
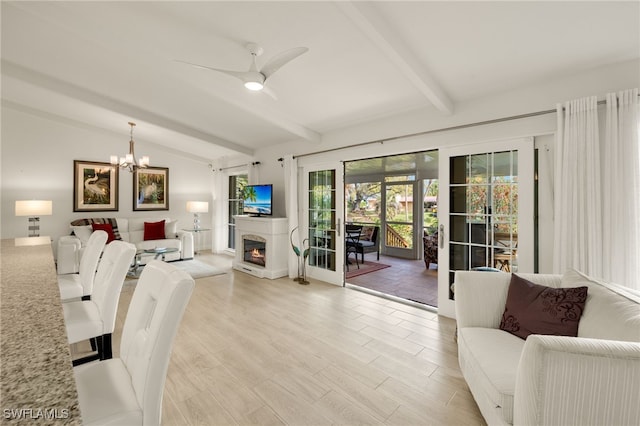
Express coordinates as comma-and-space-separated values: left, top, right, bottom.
292, 95, 639, 160
210, 161, 260, 172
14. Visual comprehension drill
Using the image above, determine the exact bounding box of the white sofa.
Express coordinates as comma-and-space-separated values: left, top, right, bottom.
57, 217, 194, 274
455, 269, 640, 426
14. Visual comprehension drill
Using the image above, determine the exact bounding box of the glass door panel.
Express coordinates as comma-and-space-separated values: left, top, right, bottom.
304, 164, 345, 285
439, 139, 533, 318
308, 170, 336, 270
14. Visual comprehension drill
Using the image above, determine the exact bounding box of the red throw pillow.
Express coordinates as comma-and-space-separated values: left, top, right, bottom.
91, 223, 116, 243
144, 220, 166, 241
499, 274, 588, 340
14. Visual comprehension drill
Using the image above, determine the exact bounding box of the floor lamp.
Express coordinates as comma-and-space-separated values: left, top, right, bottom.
15, 200, 53, 237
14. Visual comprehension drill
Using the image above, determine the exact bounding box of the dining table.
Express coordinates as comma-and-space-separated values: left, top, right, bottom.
0, 237, 81, 424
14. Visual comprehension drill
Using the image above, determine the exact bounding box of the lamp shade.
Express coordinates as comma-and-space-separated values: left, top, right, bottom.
15, 200, 53, 216
186, 201, 209, 213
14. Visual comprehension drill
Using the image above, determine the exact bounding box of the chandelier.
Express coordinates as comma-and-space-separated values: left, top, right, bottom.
110, 122, 149, 172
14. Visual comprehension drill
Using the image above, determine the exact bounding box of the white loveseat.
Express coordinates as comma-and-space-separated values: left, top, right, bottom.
57, 217, 194, 274
455, 269, 640, 426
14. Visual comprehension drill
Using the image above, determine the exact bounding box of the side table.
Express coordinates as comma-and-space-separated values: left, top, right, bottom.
182, 228, 211, 255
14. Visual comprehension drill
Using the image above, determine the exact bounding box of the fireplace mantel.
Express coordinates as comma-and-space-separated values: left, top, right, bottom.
232, 216, 288, 279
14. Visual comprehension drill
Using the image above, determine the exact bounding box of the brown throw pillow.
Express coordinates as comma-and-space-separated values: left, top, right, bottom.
499, 274, 588, 340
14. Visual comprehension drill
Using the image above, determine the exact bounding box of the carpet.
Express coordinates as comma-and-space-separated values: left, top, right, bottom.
126, 259, 227, 283
345, 261, 391, 279
171, 259, 227, 279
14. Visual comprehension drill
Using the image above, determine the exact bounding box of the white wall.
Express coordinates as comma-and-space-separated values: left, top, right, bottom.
251, 59, 640, 273
1, 106, 214, 256
2, 59, 637, 267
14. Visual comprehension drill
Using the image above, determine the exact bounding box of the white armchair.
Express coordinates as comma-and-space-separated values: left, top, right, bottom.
514, 335, 640, 426
455, 270, 640, 426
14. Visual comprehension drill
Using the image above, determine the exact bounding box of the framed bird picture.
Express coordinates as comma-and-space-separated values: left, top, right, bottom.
133, 166, 169, 211
73, 160, 119, 212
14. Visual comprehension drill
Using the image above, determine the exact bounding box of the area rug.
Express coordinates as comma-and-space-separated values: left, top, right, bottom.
345, 261, 391, 279
171, 259, 228, 279
126, 259, 227, 284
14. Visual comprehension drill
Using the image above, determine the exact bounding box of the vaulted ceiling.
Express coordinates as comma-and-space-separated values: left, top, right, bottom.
2, 1, 638, 160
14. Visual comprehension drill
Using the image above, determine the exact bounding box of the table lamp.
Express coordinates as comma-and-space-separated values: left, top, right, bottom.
186, 201, 208, 230
15, 200, 53, 237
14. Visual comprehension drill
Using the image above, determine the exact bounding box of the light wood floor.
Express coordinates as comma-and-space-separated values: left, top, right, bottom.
109, 252, 485, 426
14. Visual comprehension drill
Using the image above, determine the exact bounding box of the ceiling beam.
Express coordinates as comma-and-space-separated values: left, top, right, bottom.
336, 2, 454, 115
2, 60, 255, 155
6, 1, 321, 144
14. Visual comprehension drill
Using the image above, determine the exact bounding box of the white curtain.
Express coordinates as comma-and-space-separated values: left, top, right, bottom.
602, 89, 640, 287
283, 155, 300, 278
554, 96, 602, 277
210, 165, 226, 254
554, 89, 640, 289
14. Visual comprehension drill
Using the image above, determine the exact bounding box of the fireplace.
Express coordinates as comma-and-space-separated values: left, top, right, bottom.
243, 235, 266, 267
232, 216, 288, 279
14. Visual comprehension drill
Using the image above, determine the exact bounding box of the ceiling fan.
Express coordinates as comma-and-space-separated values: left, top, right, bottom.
176, 42, 308, 99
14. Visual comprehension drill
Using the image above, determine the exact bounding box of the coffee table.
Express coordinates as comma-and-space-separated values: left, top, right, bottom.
129, 247, 179, 276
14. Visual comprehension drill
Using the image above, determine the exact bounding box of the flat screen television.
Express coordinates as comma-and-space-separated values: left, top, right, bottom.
243, 184, 273, 216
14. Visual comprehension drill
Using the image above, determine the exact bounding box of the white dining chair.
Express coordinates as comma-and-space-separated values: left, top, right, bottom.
63, 240, 136, 365
73, 260, 195, 425
58, 230, 108, 301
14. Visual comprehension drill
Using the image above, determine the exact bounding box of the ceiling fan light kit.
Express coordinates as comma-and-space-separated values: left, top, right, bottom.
177, 42, 308, 96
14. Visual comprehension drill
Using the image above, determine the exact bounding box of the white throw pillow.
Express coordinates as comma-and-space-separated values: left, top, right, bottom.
71, 225, 93, 246
165, 220, 178, 238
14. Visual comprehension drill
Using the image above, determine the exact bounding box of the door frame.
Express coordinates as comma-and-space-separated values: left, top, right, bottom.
438, 137, 534, 318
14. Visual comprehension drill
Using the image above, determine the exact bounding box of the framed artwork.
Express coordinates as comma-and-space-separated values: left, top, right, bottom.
73, 160, 119, 212
133, 166, 169, 211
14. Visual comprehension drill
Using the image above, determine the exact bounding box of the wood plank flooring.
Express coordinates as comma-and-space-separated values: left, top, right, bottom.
109, 253, 484, 425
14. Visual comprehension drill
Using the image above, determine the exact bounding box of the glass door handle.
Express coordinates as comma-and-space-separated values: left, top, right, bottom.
439, 224, 445, 249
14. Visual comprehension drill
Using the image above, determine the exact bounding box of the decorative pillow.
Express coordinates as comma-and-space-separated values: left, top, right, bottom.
91, 223, 116, 243
144, 220, 166, 241
71, 218, 122, 241
361, 226, 374, 242
71, 225, 93, 246
499, 274, 588, 340
164, 220, 178, 239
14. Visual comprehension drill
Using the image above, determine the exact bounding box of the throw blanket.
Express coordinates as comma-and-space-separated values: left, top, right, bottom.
70, 218, 122, 240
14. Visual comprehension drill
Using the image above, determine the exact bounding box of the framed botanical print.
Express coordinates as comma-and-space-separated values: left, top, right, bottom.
133, 166, 169, 211
73, 160, 119, 212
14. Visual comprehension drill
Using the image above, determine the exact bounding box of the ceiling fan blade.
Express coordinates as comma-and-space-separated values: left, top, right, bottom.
174, 59, 248, 81
261, 85, 278, 101
260, 47, 308, 81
